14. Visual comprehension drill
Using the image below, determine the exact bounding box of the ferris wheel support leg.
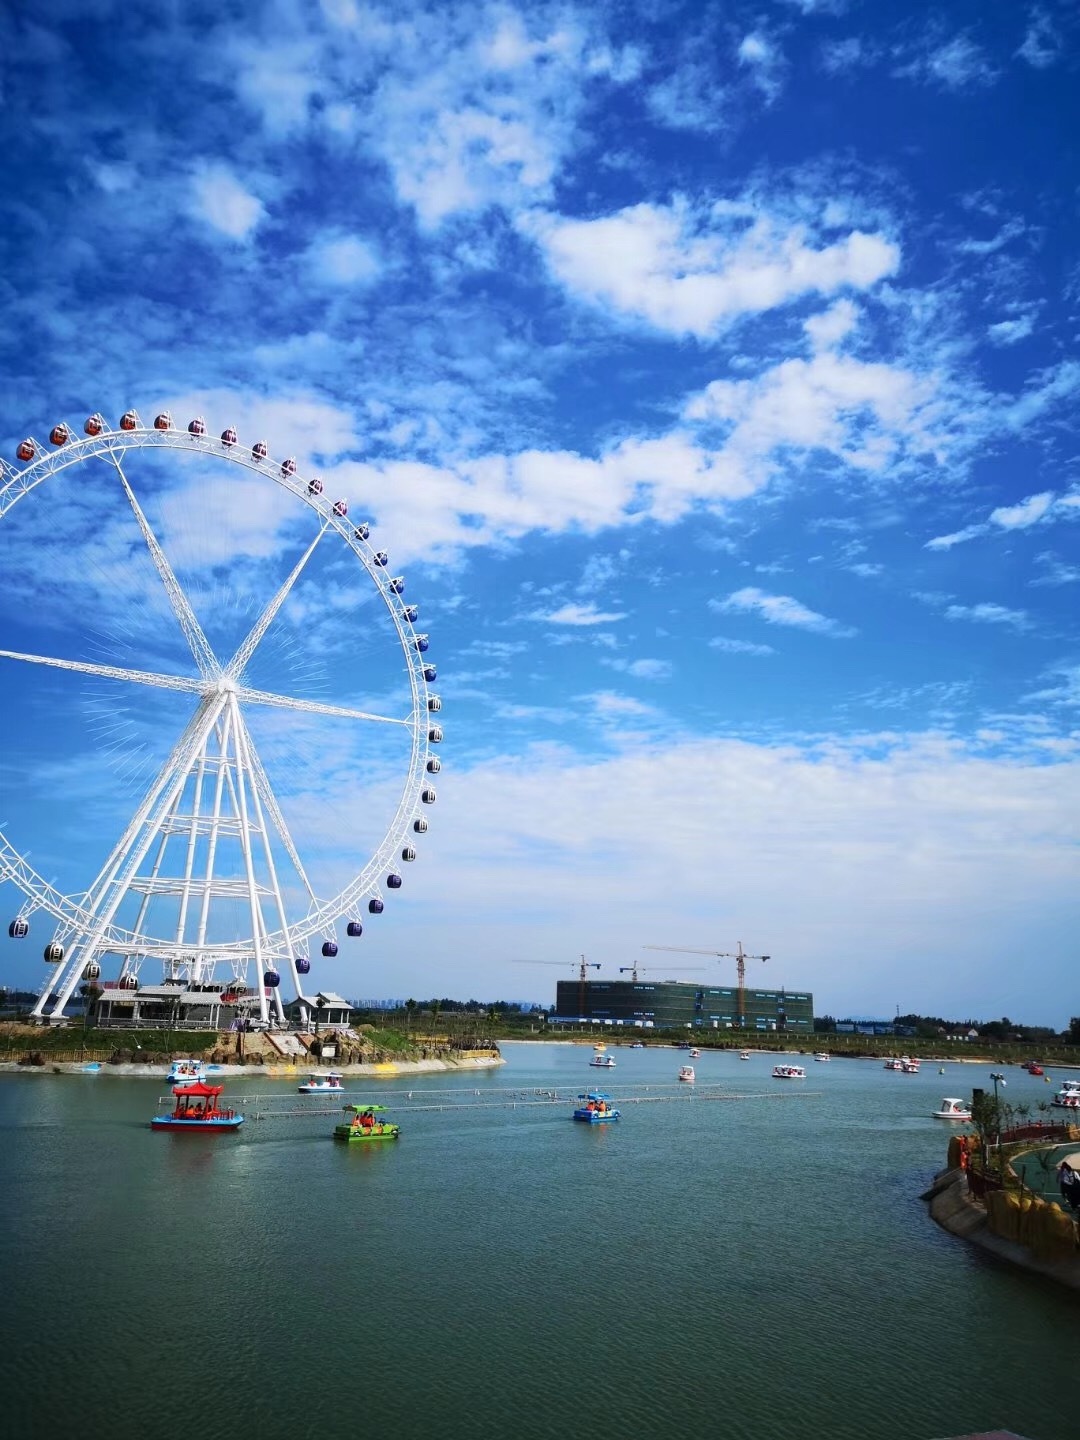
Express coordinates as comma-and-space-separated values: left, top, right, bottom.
227, 696, 272, 1029
31, 953, 75, 1022
44, 692, 230, 1021
233, 710, 309, 1027
195, 713, 233, 951
175, 748, 208, 946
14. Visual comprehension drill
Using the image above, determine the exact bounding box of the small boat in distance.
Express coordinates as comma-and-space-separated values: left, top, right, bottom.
1025, 1061, 1044, 1076
589, 1052, 616, 1068
1052, 1081, 1080, 1110
678, 1065, 695, 1083
298, 1072, 345, 1094
630, 1042, 645, 1049
772, 1064, 806, 1080
883, 1058, 904, 1071
689, 1047, 701, 1059
902, 1059, 920, 1074
573, 1091, 620, 1123
151, 1082, 244, 1131
932, 1097, 972, 1121
334, 1104, 400, 1142
739, 1050, 751, 1061
814, 1053, 830, 1063
166, 1058, 206, 1085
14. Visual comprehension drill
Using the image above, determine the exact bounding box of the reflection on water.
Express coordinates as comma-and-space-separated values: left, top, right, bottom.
0, 1044, 1075, 1440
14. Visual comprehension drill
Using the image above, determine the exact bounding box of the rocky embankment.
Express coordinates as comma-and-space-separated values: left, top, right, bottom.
923, 1152, 1080, 1294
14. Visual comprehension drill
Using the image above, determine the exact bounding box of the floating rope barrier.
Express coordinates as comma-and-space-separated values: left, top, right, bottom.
154, 1082, 822, 1121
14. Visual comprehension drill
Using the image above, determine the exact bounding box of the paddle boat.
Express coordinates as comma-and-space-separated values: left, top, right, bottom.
901, 1059, 920, 1074
151, 1082, 244, 1131
772, 1064, 806, 1079
739, 1050, 751, 1061
1025, 1061, 1044, 1076
932, 1097, 972, 1121
678, 1064, 695, 1083
630, 1042, 645, 1049
333, 1104, 400, 1143
298, 1071, 344, 1094
589, 1048, 616, 1068
166, 1057, 206, 1085
573, 1091, 620, 1123
814, 1052, 830, 1063
883, 1058, 904, 1071
689, 1047, 701, 1059
1052, 1080, 1080, 1110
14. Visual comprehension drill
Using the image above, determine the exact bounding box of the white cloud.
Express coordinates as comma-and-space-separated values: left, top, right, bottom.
1017, 9, 1063, 67
944, 603, 1029, 629
709, 636, 775, 655
927, 489, 1061, 550
804, 298, 858, 350
715, 586, 855, 637
896, 34, 999, 91
529, 199, 900, 337
401, 732, 1080, 1019
189, 163, 265, 240
305, 233, 382, 287
605, 657, 672, 680
737, 31, 786, 101
989, 491, 1055, 530
533, 602, 628, 626
685, 350, 925, 478
987, 315, 1035, 346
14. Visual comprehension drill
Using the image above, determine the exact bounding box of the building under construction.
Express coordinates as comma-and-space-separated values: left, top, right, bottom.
552, 978, 814, 1033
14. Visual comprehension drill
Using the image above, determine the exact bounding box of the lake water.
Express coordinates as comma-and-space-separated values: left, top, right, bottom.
0, 1042, 1076, 1440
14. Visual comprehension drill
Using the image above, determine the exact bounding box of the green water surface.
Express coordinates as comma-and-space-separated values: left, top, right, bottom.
0, 1043, 1076, 1440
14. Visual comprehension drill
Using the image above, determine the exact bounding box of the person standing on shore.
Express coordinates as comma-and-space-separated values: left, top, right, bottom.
1057, 1159, 1080, 1214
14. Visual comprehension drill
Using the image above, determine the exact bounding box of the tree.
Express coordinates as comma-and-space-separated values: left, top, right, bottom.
1069, 1016, 1080, 1045
430, 998, 442, 1037
404, 998, 416, 1036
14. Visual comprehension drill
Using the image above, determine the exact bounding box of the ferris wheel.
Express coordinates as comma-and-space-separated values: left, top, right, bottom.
0, 409, 443, 1026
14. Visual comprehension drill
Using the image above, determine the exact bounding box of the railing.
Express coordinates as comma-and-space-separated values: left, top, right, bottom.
966, 1167, 1004, 1199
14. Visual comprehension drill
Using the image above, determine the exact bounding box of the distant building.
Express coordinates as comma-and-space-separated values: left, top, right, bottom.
552, 979, 813, 1032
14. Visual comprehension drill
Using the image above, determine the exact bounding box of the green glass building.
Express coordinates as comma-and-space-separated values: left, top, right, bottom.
553, 979, 814, 1033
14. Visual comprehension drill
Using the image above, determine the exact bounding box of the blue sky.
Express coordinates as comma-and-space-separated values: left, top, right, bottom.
0, 0, 1077, 1024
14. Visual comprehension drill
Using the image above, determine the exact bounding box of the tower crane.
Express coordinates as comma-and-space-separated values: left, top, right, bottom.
511, 955, 600, 1013
618, 964, 707, 983
643, 941, 769, 1028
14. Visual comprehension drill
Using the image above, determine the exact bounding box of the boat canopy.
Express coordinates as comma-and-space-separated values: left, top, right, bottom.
343, 1103, 387, 1113
578, 1092, 612, 1102
172, 1082, 223, 1097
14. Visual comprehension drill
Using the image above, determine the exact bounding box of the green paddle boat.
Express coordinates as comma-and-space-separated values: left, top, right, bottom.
333, 1103, 401, 1143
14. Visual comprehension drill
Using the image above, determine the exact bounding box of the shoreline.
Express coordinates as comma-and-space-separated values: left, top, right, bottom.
0, 1055, 505, 1079
923, 1165, 1080, 1295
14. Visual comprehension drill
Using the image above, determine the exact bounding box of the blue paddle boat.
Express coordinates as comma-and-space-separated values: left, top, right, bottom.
573, 1091, 620, 1123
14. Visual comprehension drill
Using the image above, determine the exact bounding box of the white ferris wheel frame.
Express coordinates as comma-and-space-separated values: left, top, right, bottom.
0, 421, 439, 1024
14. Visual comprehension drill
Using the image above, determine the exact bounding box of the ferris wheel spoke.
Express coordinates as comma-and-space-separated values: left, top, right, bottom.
108, 453, 219, 679
0, 648, 204, 695
234, 712, 319, 906
226, 520, 331, 680
236, 686, 410, 726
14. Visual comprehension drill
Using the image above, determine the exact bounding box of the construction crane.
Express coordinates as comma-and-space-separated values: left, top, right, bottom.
643, 941, 769, 1028
512, 955, 600, 1013
618, 964, 707, 983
